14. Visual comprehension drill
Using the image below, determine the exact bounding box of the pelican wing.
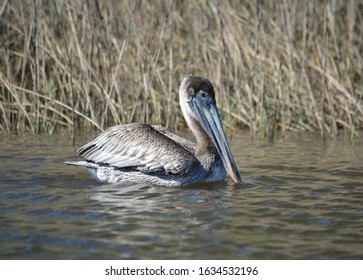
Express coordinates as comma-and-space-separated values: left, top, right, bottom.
151, 125, 196, 154
77, 123, 198, 175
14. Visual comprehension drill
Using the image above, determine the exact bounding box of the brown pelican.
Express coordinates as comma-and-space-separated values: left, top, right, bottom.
65, 75, 241, 186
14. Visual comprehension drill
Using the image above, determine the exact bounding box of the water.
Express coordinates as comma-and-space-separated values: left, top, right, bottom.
0, 132, 362, 259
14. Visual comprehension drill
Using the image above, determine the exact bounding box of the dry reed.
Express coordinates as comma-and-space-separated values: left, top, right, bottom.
0, 0, 362, 140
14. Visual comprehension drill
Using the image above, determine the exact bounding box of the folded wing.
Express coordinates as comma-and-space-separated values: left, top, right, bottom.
77, 123, 198, 175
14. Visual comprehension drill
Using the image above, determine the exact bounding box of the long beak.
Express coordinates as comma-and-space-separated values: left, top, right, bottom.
189, 96, 242, 183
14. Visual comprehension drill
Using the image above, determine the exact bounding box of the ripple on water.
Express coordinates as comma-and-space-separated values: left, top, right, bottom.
0, 133, 363, 259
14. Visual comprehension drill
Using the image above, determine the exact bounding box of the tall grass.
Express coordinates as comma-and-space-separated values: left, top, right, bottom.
0, 0, 362, 140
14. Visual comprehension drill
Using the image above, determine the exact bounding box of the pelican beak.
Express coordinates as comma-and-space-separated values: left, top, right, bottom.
189, 93, 242, 183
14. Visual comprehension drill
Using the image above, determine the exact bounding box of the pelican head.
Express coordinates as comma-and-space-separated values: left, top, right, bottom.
179, 75, 241, 183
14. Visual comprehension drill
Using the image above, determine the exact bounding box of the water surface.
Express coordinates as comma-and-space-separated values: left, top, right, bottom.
0, 132, 362, 259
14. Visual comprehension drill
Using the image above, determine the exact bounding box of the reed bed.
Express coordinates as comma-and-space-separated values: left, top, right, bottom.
0, 0, 362, 140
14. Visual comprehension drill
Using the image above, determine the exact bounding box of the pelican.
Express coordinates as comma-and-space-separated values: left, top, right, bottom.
65, 75, 241, 186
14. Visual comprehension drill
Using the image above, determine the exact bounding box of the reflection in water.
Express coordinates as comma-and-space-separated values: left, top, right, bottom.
0, 133, 362, 259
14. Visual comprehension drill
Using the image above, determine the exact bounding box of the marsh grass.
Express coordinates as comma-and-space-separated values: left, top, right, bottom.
0, 0, 362, 140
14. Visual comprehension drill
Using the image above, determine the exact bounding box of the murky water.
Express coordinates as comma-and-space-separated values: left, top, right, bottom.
0, 132, 362, 259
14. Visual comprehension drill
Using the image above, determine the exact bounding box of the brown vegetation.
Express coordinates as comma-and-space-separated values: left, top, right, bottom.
0, 0, 362, 140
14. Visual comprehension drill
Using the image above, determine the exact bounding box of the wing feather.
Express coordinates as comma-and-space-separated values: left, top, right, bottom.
151, 125, 196, 154
77, 123, 198, 175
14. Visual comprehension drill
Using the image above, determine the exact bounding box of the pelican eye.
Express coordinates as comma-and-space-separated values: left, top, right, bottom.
187, 88, 194, 95
198, 90, 209, 99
